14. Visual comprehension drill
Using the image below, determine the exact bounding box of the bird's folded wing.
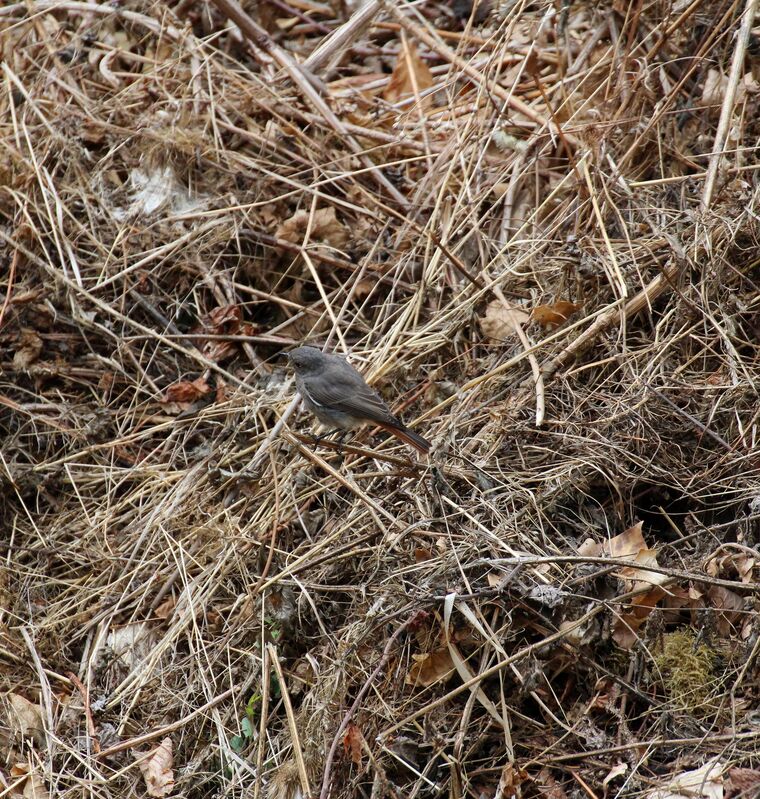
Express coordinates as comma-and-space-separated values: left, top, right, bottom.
306, 373, 399, 425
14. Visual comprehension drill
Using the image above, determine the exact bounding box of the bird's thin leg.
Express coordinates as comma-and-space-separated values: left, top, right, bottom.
334, 430, 351, 459
311, 428, 343, 447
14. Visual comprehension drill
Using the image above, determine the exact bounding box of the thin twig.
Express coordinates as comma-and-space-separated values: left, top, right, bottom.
701, 0, 759, 210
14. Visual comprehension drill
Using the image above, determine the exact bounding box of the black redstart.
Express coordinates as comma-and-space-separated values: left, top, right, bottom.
287, 346, 431, 453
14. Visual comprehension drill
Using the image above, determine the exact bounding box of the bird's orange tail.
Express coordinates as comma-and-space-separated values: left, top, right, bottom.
378, 423, 431, 453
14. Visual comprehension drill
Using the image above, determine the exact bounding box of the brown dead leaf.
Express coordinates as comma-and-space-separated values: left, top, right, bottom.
612, 587, 667, 648
107, 622, 156, 669
495, 763, 528, 797
707, 585, 744, 637
608, 521, 650, 556
581, 522, 667, 588
662, 585, 702, 620
154, 596, 176, 621
6, 693, 45, 746
603, 762, 628, 787
342, 722, 363, 767
619, 548, 670, 589
137, 737, 174, 798
702, 69, 725, 107
276, 207, 349, 251
701, 70, 758, 113
163, 376, 212, 406
405, 649, 455, 688
644, 758, 725, 799
22, 772, 49, 799
383, 40, 433, 106
534, 767, 569, 799
735, 555, 754, 583
530, 300, 581, 329
12, 330, 43, 370
581, 523, 670, 648
725, 767, 760, 798
198, 304, 242, 362
204, 304, 241, 331
578, 522, 647, 560
10, 764, 49, 799
706, 551, 756, 584
353, 278, 376, 300
203, 340, 238, 363
479, 299, 530, 343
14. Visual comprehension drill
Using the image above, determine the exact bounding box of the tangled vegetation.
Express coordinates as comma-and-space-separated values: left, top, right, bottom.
1, 1, 759, 797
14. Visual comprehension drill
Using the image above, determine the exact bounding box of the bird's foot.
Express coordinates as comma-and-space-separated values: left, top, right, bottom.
334, 430, 351, 460
311, 428, 340, 447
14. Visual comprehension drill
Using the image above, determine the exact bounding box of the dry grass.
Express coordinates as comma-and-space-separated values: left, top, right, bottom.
1, 0, 760, 797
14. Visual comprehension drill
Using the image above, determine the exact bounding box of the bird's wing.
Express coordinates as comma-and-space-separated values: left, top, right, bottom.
304, 370, 399, 426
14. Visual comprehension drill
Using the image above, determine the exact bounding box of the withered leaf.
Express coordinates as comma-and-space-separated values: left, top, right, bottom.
202, 340, 238, 363
479, 299, 530, 343
618, 548, 669, 589
13, 330, 43, 370
726, 767, 760, 798
405, 649, 455, 688
163, 376, 212, 405
603, 762, 628, 787
154, 596, 176, 621
581, 523, 669, 649
535, 766, 569, 799
107, 622, 156, 669
137, 737, 174, 798
342, 722, 363, 767
196, 304, 243, 362
531, 300, 581, 329
644, 758, 724, 799
276, 207, 349, 250
383, 40, 433, 105
612, 587, 667, 648
6, 693, 45, 746
204, 304, 241, 332
707, 585, 744, 637
706, 551, 756, 583
582, 522, 668, 587
22, 772, 49, 799
495, 763, 528, 797
10, 764, 49, 799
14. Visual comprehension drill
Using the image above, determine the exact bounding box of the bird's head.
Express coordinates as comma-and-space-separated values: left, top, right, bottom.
287, 346, 325, 376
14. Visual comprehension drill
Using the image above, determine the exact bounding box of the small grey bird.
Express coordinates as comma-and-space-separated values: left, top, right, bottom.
287, 346, 431, 453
